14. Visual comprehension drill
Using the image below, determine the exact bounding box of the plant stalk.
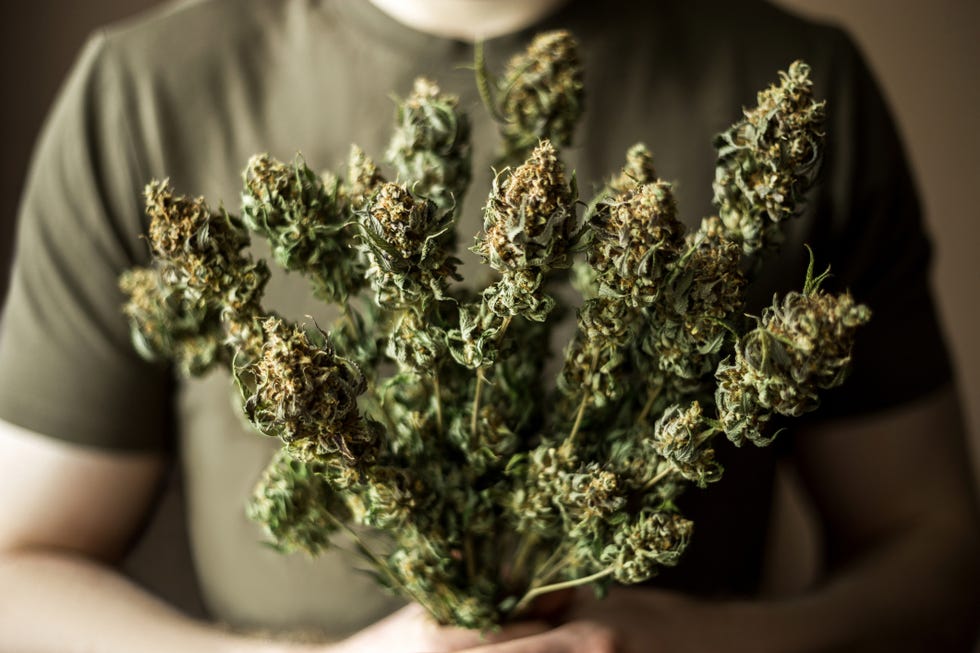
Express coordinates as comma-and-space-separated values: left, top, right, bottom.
514, 566, 615, 614
433, 370, 444, 435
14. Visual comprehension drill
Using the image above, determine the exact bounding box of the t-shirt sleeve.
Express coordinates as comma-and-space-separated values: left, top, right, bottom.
803, 29, 953, 420
0, 31, 173, 452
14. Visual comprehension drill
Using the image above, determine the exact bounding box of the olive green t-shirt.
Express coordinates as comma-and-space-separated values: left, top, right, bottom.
0, 0, 952, 638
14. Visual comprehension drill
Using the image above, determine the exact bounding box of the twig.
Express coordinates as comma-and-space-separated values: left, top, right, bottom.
514, 566, 615, 614
636, 385, 662, 425
565, 348, 599, 448
471, 367, 486, 436
433, 371, 444, 435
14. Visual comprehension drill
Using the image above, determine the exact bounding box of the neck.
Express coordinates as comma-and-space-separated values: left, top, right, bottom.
368, 0, 571, 42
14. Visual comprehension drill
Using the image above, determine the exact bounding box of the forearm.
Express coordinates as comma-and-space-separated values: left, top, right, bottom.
769, 386, 980, 652
0, 549, 314, 653
0, 548, 550, 653
697, 520, 980, 652
551, 517, 979, 653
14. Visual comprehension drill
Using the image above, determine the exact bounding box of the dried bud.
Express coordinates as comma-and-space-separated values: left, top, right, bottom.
345, 144, 386, 211
640, 218, 744, 381
246, 449, 350, 555
716, 275, 871, 445
358, 466, 418, 530
359, 182, 460, 311
146, 180, 248, 264
451, 401, 521, 473
713, 61, 826, 254
387, 309, 447, 374
560, 462, 627, 536
387, 77, 472, 211
119, 266, 222, 375
477, 141, 581, 319
123, 182, 271, 376
651, 402, 722, 488
446, 301, 505, 369
359, 178, 459, 313
589, 181, 684, 307
577, 297, 635, 345
755, 289, 870, 411
481, 270, 556, 322
480, 141, 578, 271
507, 446, 571, 536
496, 30, 584, 160
242, 153, 365, 303
144, 181, 252, 313
607, 143, 658, 195
714, 351, 772, 447
600, 511, 693, 584
245, 318, 376, 463
556, 296, 640, 425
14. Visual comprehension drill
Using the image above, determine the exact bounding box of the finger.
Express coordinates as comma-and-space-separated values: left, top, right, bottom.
483, 619, 552, 642
339, 604, 488, 652
414, 618, 551, 651
458, 621, 617, 653
457, 631, 568, 653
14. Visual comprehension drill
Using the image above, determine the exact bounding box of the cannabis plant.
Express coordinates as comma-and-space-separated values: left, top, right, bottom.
120, 32, 869, 630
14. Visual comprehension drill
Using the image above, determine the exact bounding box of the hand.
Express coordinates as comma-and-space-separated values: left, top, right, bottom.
455, 586, 707, 653
454, 621, 618, 653
560, 586, 699, 653
333, 603, 552, 653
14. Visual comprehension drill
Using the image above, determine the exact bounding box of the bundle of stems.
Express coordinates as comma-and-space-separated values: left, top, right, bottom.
120, 31, 869, 629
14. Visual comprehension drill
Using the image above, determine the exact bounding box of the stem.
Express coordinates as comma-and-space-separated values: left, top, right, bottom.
645, 464, 676, 490
471, 367, 486, 437
323, 510, 422, 606
514, 566, 616, 614
533, 546, 570, 587
341, 301, 358, 339
636, 384, 662, 425
324, 511, 386, 576
473, 40, 504, 122
565, 348, 599, 449
509, 532, 539, 585
469, 314, 513, 437
667, 239, 700, 286
432, 370, 444, 435
326, 509, 449, 621
695, 426, 720, 448
566, 393, 590, 449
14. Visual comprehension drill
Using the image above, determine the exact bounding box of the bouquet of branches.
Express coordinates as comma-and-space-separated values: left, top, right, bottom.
119, 31, 870, 630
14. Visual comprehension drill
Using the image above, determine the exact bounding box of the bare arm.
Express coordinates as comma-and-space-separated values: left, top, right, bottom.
0, 418, 549, 653
784, 382, 980, 651
460, 384, 980, 652
0, 417, 295, 653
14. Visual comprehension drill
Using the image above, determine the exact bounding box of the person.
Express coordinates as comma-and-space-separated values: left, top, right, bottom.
0, 0, 977, 651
